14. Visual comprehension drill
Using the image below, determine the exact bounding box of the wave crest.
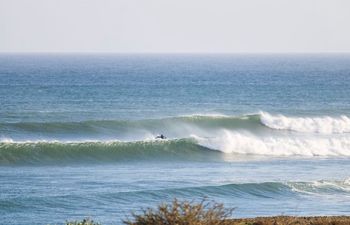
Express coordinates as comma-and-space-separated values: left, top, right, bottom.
260, 112, 350, 134
195, 130, 350, 156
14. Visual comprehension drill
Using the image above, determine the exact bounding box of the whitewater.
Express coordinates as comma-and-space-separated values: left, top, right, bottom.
1, 112, 350, 165
1, 54, 350, 225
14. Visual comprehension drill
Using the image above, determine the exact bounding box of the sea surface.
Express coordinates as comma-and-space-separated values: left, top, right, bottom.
0, 54, 350, 224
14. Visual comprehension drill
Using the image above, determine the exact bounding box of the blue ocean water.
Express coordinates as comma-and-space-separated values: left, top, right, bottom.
0, 54, 350, 224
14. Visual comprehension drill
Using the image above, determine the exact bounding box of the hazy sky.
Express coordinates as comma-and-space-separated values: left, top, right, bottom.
1, 0, 350, 53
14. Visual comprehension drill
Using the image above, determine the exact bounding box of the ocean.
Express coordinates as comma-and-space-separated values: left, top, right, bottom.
0, 54, 350, 224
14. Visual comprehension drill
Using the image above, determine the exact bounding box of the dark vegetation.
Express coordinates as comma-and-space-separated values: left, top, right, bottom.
65, 199, 350, 225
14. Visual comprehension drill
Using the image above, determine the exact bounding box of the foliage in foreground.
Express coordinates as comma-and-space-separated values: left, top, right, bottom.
64, 200, 350, 225
66, 218, 100, 225
233, 216, 350, 225
123, 198, 233, 225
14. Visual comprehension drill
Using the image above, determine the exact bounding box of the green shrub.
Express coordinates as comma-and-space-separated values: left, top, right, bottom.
123, 198, 233, 225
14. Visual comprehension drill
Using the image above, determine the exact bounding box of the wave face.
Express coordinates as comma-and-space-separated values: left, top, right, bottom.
0, 139, 222, 165
1, 112, 350, 164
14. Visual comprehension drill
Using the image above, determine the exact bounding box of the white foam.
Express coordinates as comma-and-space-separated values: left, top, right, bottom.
288, 178, 350, 195
195, 130, 350, 156
0, 137, 14, 143
344, 178, 350, 185
260, 111, 350, 134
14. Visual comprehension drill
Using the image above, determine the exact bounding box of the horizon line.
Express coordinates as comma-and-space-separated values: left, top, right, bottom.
1, 51, 350, 55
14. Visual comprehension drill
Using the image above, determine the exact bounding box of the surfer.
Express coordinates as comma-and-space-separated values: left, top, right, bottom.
156, 134, 167, 139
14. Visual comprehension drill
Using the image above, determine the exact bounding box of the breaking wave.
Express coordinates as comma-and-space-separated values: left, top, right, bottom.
1, 112, 350, 165
1, 111, 349, 137
195, 130, 350, 156
260, 112, 350, 134
1, 135, 350, 165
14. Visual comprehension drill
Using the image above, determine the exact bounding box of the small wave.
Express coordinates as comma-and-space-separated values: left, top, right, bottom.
178, 179, 350, 197
115, 178, 350, 198
260, 111, 350, 134
288, 179, 350, 195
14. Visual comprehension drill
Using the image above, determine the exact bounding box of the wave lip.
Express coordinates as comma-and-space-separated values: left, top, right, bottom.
260, 111, 350, 134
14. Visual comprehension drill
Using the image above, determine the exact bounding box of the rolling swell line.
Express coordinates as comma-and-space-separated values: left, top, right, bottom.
106, 179, 350, 199
2, 112, 350, 135
19, 180, 346, 204
2, 180, 348, 212
0, 114, 262, 134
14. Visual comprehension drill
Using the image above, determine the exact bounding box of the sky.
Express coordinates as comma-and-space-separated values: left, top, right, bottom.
0, 0, 350, 53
